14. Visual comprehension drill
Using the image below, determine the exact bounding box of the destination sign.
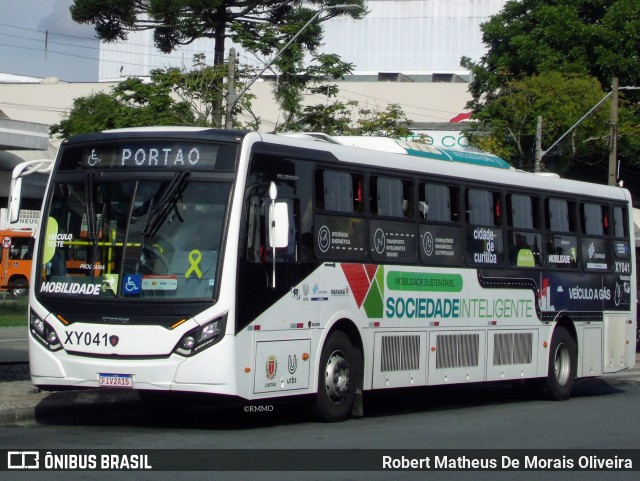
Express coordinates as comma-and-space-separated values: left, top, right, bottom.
59, 141, 237, 172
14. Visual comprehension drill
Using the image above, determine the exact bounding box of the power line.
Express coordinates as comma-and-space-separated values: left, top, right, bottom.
0, 23, 217, 61
0, 100, 68, 113
0, 22, 97, 41
306, 90, 462, 122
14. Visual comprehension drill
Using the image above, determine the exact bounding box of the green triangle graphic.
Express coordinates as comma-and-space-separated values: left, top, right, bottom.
376, 265, 384, 296
363, 278, 384, 318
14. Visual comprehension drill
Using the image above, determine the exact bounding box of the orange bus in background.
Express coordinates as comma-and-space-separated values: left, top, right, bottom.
1, 208, 39, 297
1, 228, 34, 296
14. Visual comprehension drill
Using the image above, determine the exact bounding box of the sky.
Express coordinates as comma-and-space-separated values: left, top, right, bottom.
0, 0, 100, 82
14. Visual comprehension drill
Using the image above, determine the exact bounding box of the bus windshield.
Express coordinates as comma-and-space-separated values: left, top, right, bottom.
38, 174, 230, 300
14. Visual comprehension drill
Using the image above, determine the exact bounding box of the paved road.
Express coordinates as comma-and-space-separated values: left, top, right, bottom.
1, 324, 638, 429
2, 374, 640, 481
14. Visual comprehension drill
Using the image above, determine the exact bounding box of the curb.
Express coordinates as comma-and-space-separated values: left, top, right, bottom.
0, 382, 143, 426
0, 395, 144, 426
0, 406, 37, 426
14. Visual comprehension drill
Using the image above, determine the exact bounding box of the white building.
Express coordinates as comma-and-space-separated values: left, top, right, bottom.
1, 0, 509, 178
99, 0, 507, 80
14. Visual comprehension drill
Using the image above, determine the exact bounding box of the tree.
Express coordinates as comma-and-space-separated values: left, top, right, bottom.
354, 104, 413, 138
467, 72, 610, 174
70, 0, 366, 126
461, 0, 640, 173
295, 101, 414, 138
50, 58, 415, 139
50, 57, 231, 138
295, 98, 358, 135
462, 0, 640, 104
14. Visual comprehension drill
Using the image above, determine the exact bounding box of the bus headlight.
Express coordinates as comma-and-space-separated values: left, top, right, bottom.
174, 315, 226, 357
30, 310, 62, 352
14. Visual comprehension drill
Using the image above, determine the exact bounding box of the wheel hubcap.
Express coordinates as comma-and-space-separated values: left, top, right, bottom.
324, 350, 350, 403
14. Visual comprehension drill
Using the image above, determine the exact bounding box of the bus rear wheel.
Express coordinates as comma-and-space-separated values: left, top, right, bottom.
314, 331, 361, 422
545, 326, 576, 400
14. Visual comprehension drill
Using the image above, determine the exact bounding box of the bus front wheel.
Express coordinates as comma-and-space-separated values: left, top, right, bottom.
545, 326, 576, 400
10, 277, 28, 297
314, 331, 361, 422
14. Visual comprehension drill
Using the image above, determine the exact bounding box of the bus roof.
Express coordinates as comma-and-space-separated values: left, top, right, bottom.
332, 136, 512, 170
56, 128, 630, 204
261, 132, 631, 203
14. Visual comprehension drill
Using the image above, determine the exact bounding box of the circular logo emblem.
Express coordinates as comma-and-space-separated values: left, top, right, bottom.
318, 225, 331, 253
423, 231, 434, 256
373, 228, 386, 254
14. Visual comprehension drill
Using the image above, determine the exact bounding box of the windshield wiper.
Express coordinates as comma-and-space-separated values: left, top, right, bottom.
142, 171, 190, 238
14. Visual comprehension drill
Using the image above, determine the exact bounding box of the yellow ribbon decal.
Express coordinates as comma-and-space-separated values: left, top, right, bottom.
185, 249, 203, 279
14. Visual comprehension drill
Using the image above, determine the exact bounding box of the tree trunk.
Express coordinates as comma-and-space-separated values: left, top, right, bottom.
211, 8, 227, 128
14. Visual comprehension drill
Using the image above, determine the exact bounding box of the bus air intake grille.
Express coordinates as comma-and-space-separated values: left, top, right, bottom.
493, 332, 533, 366
436, 334, 479, 369
381, 335, 421, 372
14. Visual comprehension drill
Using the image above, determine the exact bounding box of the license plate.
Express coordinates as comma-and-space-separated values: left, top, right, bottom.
99, 373, 133, 388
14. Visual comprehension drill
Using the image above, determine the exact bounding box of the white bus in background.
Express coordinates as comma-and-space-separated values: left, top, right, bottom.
14, 128, 636, 422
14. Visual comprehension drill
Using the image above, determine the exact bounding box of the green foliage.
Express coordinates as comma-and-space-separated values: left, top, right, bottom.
466, 0, 640, 94
50, 56, 230, 137
70, 1, 367, 125
467, 73, 609, 173
50, 51, 413, 139
295, 101, 413, 138
463, 0, 640, 172
295, 100, 358, 135
354, 104, 413, 138
59, 2, 420, 139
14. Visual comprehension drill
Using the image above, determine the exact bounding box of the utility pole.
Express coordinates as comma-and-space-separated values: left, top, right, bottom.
225, 48, 236, 130
534, 115, 543, 172
608, 77, 619, 186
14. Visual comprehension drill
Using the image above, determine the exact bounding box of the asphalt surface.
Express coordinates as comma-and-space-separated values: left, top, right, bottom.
0, 325, 141, 425
1, 324, 639, 427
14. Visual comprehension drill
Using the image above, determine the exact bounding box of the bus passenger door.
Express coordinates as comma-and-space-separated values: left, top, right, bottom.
239, 187, 319, 333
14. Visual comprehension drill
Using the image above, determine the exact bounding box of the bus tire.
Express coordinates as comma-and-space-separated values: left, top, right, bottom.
314, 331, 361, 422
10, 277, 28, 297
545, 326, 576, 401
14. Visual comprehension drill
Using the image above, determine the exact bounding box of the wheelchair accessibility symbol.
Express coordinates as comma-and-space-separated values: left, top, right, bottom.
123, 274, 142, 295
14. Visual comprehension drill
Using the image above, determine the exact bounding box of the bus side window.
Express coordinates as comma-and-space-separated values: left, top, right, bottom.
420, 183, 457, 222
465, 188, 504, 265
371, 176, 411, 217
9, 237, 31, 261
323, 170, 352, 212
467, 189, 500, 226
507, 194, 542, 268
545, 198, 578, 269
316, 169, 363, 214
581, 202, 608, 236
546, 198, 576, 233
613, 206, 628, 238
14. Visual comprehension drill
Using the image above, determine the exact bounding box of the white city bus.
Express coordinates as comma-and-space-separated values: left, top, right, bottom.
19, 127, 636, 422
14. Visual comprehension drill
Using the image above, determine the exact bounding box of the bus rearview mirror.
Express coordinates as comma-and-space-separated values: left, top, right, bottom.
8, 177, 23, 223
269, 202, 289, 248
